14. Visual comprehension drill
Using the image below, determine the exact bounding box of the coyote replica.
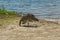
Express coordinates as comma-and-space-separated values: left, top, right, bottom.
19, 14, 39, 26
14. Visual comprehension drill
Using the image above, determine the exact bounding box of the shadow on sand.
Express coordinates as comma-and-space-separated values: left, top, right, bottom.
22, 25, 38, 28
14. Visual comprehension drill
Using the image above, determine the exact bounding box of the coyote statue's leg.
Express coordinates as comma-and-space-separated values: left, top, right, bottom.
19, 19, 26, 26
19, 20, 22, 26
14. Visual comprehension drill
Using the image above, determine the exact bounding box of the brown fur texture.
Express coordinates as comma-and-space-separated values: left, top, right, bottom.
19, 14, 39, 26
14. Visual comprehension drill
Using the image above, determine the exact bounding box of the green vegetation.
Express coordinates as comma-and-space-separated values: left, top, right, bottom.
0, 8, 16, 15
0, 5, 17, 15
0, 8, 19, 24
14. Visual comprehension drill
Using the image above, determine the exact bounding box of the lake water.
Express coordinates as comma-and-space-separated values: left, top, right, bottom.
0, 0, 60, 19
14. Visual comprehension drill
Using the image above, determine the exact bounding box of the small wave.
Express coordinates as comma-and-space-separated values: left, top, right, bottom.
45, 19, 58, 22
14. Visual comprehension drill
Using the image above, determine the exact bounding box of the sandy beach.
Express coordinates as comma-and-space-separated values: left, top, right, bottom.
0, 16, 60, 40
